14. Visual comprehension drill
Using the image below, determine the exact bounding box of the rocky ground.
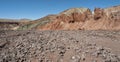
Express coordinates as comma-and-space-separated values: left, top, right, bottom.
0, 30, 120, 62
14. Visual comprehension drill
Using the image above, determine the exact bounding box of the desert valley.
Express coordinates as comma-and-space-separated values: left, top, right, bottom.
0, 5, 120, 62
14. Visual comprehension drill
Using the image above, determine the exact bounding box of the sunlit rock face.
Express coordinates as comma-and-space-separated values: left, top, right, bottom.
37, 8, 93, 30
18, 5, 120, 30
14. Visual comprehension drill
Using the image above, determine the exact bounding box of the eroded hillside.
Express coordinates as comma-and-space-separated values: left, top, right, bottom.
18, 5, 120, 30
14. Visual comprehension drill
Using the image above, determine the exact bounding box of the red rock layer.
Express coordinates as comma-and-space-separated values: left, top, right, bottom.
36, 6, 120, 30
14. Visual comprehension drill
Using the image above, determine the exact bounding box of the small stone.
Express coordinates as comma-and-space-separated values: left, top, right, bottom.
92, 60, 97, 62
81, 53, 85, 61
72, 56, 75, 59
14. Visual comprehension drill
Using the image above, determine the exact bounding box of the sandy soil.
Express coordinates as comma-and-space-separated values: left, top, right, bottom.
0, 30, 120, 62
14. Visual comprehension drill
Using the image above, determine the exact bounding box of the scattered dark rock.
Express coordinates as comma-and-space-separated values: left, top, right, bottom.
0, 30, 120, 62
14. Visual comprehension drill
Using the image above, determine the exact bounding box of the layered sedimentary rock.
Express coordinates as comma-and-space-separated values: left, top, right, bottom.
18, 5, 120, 30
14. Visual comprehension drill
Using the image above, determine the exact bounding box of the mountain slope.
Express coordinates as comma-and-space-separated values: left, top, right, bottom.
18, 5, 120, 30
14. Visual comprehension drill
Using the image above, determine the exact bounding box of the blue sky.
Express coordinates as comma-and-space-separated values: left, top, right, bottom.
0, 0, 120, 20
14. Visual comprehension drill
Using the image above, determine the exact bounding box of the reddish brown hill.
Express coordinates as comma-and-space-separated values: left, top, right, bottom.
18, 5, 120, 30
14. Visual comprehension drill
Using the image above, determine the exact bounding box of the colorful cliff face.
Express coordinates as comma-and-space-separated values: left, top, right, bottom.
18, 5, 120, 30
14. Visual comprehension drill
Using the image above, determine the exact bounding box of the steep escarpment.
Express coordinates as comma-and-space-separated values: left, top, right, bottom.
83, 6, 120, 30
18, 5, 120, 30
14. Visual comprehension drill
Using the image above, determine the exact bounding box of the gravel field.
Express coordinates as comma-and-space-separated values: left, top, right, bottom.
0, 30, 120, 62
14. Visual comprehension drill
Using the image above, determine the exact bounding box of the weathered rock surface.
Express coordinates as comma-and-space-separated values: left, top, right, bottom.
0, 30, 120, 62
18, 5, 120, 30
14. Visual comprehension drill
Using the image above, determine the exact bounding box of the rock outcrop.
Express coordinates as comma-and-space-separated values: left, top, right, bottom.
18, 5, 120, 30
